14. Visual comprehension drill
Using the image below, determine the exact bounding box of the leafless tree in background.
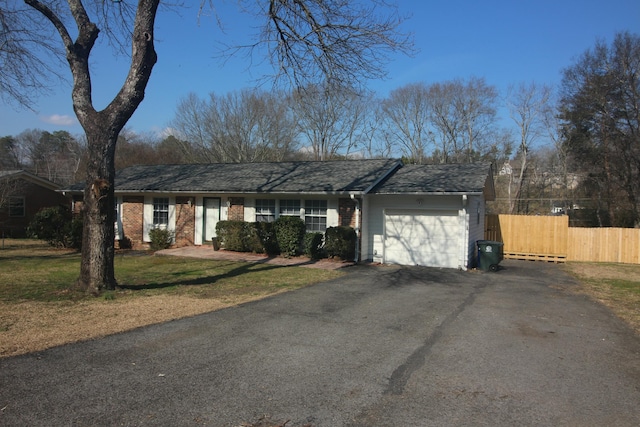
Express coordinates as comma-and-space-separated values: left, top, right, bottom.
378, 78, 502, 164
506, 82, 552, 213
292, 83, 372, 160
172, 89, 299, 162
379, 83, 431, 164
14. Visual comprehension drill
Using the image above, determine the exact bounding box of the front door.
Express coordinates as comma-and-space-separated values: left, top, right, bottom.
203, 198, 220, 241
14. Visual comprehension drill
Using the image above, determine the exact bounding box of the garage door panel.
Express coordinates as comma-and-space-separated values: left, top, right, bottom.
384, 210, 461, 268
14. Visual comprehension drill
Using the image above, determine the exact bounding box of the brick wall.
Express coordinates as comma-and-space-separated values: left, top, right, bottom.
121, 196, 144, 249
339, 198, 360, 228
174, 197, 195, 247
228, 197, 245, 221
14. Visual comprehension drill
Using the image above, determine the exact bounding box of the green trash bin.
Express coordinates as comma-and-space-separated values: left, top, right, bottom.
477, 240, 504, 272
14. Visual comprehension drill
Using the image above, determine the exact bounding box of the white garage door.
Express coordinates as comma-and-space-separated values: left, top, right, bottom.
384, 210, 463, 268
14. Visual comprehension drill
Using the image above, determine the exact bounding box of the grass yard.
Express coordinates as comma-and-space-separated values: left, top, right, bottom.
563, 262, 640, 334
0, 239, 344, 357
2, 239, 639, 358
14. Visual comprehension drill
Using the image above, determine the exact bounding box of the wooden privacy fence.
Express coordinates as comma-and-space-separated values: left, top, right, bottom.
485, 214, 640, 264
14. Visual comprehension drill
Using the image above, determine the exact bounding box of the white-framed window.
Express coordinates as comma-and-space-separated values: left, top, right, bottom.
8, 197, 25, 217
153, 197, 169, 226
279, 199, 301, 217
255, 199, 276, 222
304, 200, 327, 232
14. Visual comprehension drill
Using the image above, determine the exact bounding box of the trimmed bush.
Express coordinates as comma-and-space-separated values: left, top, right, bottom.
304, 232, 324, 259
274, 216, 305, 257
148, 228, 173, 251
27, 205, 82, 249
253, 221, 279, 255
325, 226, 356, 260
216, 221, 279, 254
216, 220, 247, 252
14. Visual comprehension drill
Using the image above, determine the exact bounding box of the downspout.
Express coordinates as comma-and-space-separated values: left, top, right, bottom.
350, 194, 360, 263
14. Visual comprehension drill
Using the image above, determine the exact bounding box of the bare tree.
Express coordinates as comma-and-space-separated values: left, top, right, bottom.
14, 129, 85, 186
244, 0, 414, 88
379, 82, 431, 164
292, 82, 372, 160
543, 94, 575, 212
172, 89, 298, 163
0, 136, 22, 169
426, 81, 460, 163
115, 129, 164, 169
446, 77, 499, 163
0, 1, 63, 107
379, 78, 502, 164
505, 82, 552, 213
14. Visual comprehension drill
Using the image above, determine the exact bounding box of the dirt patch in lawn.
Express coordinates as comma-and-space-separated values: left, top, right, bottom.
0, 293, 281, 358
564, 263, 640, 282
563, 262, 640, 335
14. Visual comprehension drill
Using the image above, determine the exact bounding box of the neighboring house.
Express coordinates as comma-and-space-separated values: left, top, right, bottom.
63, 159, 495, 269
0, 170, 71, 237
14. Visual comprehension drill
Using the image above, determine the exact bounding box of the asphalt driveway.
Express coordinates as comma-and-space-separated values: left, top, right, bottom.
1, 260, 640, 426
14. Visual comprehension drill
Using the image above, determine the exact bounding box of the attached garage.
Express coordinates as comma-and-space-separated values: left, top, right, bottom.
384, 209, 464, 269
364, 163, 495, 270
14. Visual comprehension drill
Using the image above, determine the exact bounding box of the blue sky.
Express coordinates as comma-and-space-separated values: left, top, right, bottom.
1, 0, 639, 138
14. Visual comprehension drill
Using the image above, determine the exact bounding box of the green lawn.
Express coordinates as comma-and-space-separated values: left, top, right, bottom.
0, 239, 344, 302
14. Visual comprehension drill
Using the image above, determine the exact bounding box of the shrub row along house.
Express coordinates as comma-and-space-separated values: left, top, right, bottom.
63, 159, 495, 270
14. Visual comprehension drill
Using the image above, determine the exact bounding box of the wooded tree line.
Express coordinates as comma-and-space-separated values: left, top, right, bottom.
1, 77, 534, 171
3, 29, 638, 229
3, 28, 639, 231
3, 29, 640, 229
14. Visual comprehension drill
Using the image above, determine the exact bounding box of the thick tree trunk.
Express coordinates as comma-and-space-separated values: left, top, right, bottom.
24, 0, 160, 294
77, 129, 118, 294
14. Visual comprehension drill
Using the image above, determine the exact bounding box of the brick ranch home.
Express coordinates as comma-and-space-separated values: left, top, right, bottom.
63, 159, 495, 270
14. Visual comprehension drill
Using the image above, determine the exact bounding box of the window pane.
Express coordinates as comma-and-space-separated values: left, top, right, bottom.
153, 197, 169, 226
304, 200, 327, 232
305, 216, 327, 232
279, 199, 301, 216
255, 199, 275, 223
305, 200, 327, 215
8, 197, 24, 217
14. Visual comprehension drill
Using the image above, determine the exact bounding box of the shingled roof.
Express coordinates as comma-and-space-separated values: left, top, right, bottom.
109, 159, 402, 194
0, 170, 61, 190
370, 163, 495, 199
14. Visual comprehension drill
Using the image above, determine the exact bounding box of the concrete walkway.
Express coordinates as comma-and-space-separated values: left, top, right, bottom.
156, 245, 355, 270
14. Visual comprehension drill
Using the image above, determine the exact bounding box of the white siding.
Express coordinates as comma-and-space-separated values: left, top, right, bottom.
244, 198, 256, 222
467, 195, 486, 267
327, 198, 339, 228
363, 194, 474, 269
194, 197, 203, 245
